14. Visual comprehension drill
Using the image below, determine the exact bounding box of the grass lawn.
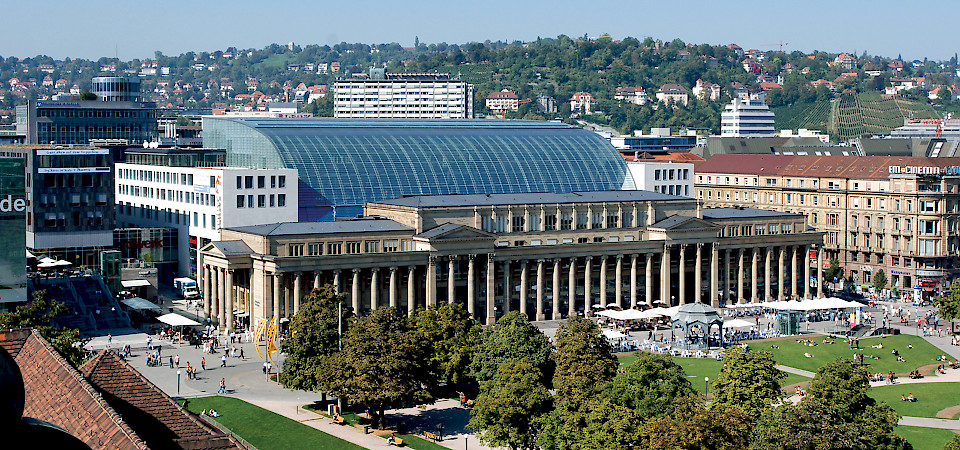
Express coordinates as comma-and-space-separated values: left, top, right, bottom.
869, 383, 960, 419
183, 396, 363, 450
381, 433, 449, 450
617, 354, 809, 393
748, 334, 945, 375
894, 426, 958, 450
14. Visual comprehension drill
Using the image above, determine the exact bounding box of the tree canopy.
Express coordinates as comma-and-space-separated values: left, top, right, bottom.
470, 311, 555, 386
934, 279, 960, 321
0, 290, 88, 367
469, 361, 553, 450
602, 352, 696, 419
551, 315, 617, 405
279, 285, 353, 392
711, 347, 785, 417
411, 302, 481, 384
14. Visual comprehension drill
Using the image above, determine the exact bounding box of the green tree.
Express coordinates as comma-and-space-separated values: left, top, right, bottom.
873, 269, 888, 292
944, 434, 960, 450
469, 361, 553, 450
551, 315, 617, 405
321, 307, 430, 429
751, 398, 910, 450
639, 397, 752, 450
934, 279, 960, 320
411, 302, 481, 384
602, 352, 695, 419
78, 90, 97, 101
806, 358, 873, 420
470, 311, 554, 385
279, 285, 352, 392
825, 257, 845, 286
0, 290, 88, 367
711, 347, 785, 417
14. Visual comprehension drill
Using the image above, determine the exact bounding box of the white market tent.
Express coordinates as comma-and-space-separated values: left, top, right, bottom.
602, 329, 629, 339
723, 318, 755, 328
157, 313, 200, 326
121, 279, 152, 288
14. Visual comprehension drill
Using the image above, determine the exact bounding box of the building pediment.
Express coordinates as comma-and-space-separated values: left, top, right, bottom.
649, 215, 719, 232
414, 223, 498, 242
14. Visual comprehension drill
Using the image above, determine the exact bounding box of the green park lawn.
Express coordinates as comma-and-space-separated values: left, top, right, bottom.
617, 354, 809, 393
894, 426, 958, 450
748, 334, 946, 375
184, 396, 363, 450
869, 383, 960, 419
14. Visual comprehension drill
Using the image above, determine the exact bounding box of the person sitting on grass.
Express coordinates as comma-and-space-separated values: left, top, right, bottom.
901, 395, 907, 402
387, 433, 400, 445
209, 409, 220, 417
907, 393, 917, 402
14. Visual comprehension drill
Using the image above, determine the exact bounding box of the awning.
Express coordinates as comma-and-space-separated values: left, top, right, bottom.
602, 330, 629, 339
121, 297, 161, 311
121, 279, 151, 288
157, 313, 201, 326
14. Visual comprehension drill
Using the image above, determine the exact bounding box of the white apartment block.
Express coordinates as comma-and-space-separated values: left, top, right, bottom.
721, 96, 776, 137
115, 164, 298, 276
334, 69, 474, 119
625, 161, 695, 197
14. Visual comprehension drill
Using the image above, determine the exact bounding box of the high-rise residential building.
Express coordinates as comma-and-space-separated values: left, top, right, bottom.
333, 68, 474, 118
720, 96, 776, 137
695, 154, 960, 297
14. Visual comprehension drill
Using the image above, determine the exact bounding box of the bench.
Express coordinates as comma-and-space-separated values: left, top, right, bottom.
424, 431, 440, 442
331, 415, 345, 425
387, 437, 404, 446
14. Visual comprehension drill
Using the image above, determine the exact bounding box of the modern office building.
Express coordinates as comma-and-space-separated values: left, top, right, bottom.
0, 149, 27, 305
609, 128, 699, 156
91, 76, 142, 102
17, 145, 116, 267
199, 190, 822, 331
695, 154, 960, 296
115, 147, 298, 277
625, 161, 695, 197
720, 96, 776, 137
201, 118, 637, 221
333, 68, 474, 119
16, 100, 159, 145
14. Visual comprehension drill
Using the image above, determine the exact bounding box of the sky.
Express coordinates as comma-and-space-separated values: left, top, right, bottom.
6, 0, 957, 62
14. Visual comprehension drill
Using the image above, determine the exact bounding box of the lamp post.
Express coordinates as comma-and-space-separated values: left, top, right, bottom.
177, 370, 181, 394
704, 377, 709, 397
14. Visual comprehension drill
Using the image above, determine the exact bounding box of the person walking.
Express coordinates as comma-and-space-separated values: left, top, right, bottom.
220, 354, 227, 367
201, 357, 206, 371
239, 347, 244, 359
175, 354, 180, 368
218, 378, 226, 394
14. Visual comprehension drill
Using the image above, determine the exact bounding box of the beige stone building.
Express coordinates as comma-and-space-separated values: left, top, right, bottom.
199, 191, 821, 331
695, 154, 960, 296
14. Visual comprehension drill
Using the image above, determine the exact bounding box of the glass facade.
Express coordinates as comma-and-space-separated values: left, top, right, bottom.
203, 118, 635, 220
0, 152, 26, 304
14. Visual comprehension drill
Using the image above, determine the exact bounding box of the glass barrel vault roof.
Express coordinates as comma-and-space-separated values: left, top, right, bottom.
203, 118, 634, 220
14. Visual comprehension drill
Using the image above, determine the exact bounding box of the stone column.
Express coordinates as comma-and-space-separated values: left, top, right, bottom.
778, 247, 786, 301
584, 257, 593, 314
599, 256, 608, 308
678, 245, 686, 304
552, 259, 561, 320
293, 272, 301, 315
210, 267, 219, 322
568, 258, 577, 317
804, 245, 812, 299
226, 269, 235, 332
314, 271, 321, 290
448, 256, 456, 304
333, 269, 341, 294
370, 268, 379, 311
502, 260, 511, 314
407, 266, 416, 315
273, 273, 281, 327
710, 245, 719, 307
752, 248, 759, 303
351, 269, 360, 312
427, 256, 437, 307
723, 249, 731, 306
738, 249, 746, 304
486, 255, 496, 325
765, 247, 773, 302
389, 267, 398, 309
646, 253, 654, 307
694, 244, 703, 303
536, 259, 545, 321
218, 268, 226, 328
203, 265, 212, 319
520, 260, 529, 317
661, 245, 670, 305
630, 254, 638, 309
791, 246, 799, 299
817, 246, 824, 298
614, 255, 623, 308
467, 255, 476, 317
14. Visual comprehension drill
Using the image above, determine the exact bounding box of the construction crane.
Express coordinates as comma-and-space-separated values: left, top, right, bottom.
760, 41, 790, 53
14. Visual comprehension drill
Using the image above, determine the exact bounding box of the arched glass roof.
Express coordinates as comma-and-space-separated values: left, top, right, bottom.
203, 118, 634, 220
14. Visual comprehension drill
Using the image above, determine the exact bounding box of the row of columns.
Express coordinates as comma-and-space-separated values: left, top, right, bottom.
202, 265, 234, 332
721, 244, 820, 304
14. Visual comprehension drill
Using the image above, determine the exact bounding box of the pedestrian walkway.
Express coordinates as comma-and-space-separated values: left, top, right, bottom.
899, 416, 960, 430
775, 364, 816, 378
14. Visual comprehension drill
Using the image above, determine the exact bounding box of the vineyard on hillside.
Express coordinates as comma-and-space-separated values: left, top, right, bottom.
773, 93, 939, 142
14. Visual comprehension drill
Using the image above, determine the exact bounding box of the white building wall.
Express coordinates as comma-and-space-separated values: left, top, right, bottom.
625, 162, 695, 197
115, 164, 299, 276
333, 80, 472, 118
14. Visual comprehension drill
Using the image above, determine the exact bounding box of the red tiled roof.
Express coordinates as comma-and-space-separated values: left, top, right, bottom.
486, 90, 518, 100
3, 329, 148, 449
697, 154, 960, 179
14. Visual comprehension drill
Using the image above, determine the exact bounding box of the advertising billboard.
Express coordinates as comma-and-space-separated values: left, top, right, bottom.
0, 153, 26, 303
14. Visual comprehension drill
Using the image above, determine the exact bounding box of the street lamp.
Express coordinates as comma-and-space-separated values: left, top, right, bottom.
177, 370, 181, 394
704, 377, 709, 397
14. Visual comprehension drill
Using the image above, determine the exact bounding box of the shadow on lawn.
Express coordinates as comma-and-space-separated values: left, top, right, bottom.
389, 407, 473, 436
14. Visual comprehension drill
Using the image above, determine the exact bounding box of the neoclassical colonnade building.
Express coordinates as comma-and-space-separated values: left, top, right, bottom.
199, 190, 824, 331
